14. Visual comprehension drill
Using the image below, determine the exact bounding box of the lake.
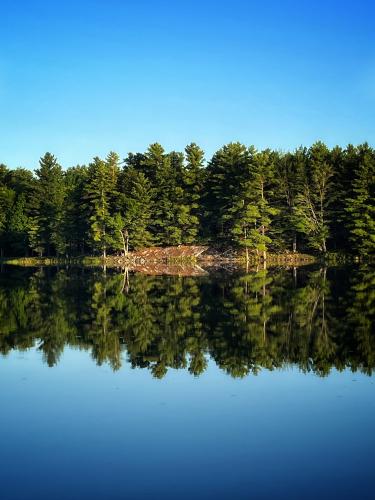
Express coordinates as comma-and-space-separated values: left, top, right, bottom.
0, 264, 374, 499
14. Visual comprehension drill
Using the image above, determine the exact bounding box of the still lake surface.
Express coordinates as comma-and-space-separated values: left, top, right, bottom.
0, 264, 374, 500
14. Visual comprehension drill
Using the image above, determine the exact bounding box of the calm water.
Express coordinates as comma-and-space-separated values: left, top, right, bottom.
0, 264, 374, 500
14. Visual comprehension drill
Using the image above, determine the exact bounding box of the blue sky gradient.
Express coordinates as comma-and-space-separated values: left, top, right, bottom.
1, 0, 374, 168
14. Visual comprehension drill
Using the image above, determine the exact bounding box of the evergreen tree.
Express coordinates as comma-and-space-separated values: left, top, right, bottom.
247, 149, 279, 259
33, 153, 66, 256
183, 143, 205, 242
0, 185, 15, 256
153, 152, 182, 245
0, 164, 8, 184
139, 145, 195, 245
105, 151, 121, 205
224, 147, 278, 260
205, 142, 250, 241
274, 148, 306, 252
345, 143, 375, 256
63, 165, 89, 255
7, 194, 30, 255
140, 143, 165, 183
118, 167, 153, 249
84, 156, 118, 257
293, 142, 334, 253
329, 145, 348, 250
168, 150, 200, 244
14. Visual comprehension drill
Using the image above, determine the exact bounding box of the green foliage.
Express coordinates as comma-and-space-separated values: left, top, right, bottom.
205, 142, 251, 240
1, 266, 373, 378
7, 194, 30, 254
0, 186, 15, 234
63, 165, 89, 255
273, 148, 305, 251
0, 141, 374, 257
183, 143, 205, 241
292, 142, 334, 253
345, 144, 375, 256
33, 152, 66, 256
84, 156, 119, 257
206, 144, 279, 258
118, 167, 153, 249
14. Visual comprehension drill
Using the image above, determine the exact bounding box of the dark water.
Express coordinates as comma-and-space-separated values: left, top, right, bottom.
0, 264, 374, 499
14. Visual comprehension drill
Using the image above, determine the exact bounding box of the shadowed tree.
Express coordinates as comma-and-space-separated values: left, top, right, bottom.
293, 142, 334, 253
32, 153, 66, 256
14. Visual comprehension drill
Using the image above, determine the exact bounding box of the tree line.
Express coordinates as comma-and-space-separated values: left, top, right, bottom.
0, 265, 374, 377
0, 141, 374, 258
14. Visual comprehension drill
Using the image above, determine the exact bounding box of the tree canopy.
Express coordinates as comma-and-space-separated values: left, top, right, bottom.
0, 141, 374, 258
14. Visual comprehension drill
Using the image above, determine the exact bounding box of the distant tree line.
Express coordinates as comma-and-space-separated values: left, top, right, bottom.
0, 141, 374, 258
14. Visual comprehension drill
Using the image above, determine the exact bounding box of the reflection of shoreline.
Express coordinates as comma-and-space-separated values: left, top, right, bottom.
0, 265, 373, 378
1, 260, 317, 277
1, 245, 320, 271
2, 254, 318, 276
128, 263, 208, 277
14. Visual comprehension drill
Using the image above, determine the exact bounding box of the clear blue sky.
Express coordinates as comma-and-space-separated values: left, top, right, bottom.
1, 0, 374, 168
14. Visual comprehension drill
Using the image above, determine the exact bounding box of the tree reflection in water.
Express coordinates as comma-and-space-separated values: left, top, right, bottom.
0, 265, 374, 378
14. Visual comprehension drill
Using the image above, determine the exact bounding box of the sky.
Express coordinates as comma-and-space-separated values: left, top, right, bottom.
1, 0, 374, 169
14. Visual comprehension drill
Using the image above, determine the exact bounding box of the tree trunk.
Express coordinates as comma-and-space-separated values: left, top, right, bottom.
103, 223, 106, 259
293, 233, 297, 253
125, 230, 129, 256
244, 227, 249, 265
261, 225, 266, 261
261, 180, 266, 261
119, 229, 129, 257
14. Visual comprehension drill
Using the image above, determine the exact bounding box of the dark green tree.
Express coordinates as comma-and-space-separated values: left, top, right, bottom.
33, 153, 66, 256
118, 167, 153, 249
293, 142, 334, 253
345, 143, 375, 256
183, 143, 205, 242
84, 156, 119, 257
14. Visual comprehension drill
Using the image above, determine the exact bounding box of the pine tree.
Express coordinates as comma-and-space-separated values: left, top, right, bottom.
84, 156, 118, 258
105, 151, 121, 206
168, 150, 199, 244
205, 142, 250, 241
141, 143, 165, 183
183, 143, 205, 242
33, 152, 66, 256
293, 142, 334, 253
229, 148, 278, 261
345, 143, 375, 256
139, 145, 193, 245
63, 165, 89, 255
7, 193, 30, 255
329, 145, 347, 250
249, 149, 279, 260
153, 153, 182, 245
274, 148, 306, 252
118, 167, 153, 249
0, 185, 15, 256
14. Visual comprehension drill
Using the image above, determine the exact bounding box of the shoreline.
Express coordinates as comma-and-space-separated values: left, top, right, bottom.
1, 248, 360, 269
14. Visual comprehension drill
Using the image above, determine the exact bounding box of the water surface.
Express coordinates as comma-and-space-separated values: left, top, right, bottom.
0, 265, 374, 499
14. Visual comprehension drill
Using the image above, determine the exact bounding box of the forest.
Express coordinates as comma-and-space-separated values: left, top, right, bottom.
0, 141, 374, 259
